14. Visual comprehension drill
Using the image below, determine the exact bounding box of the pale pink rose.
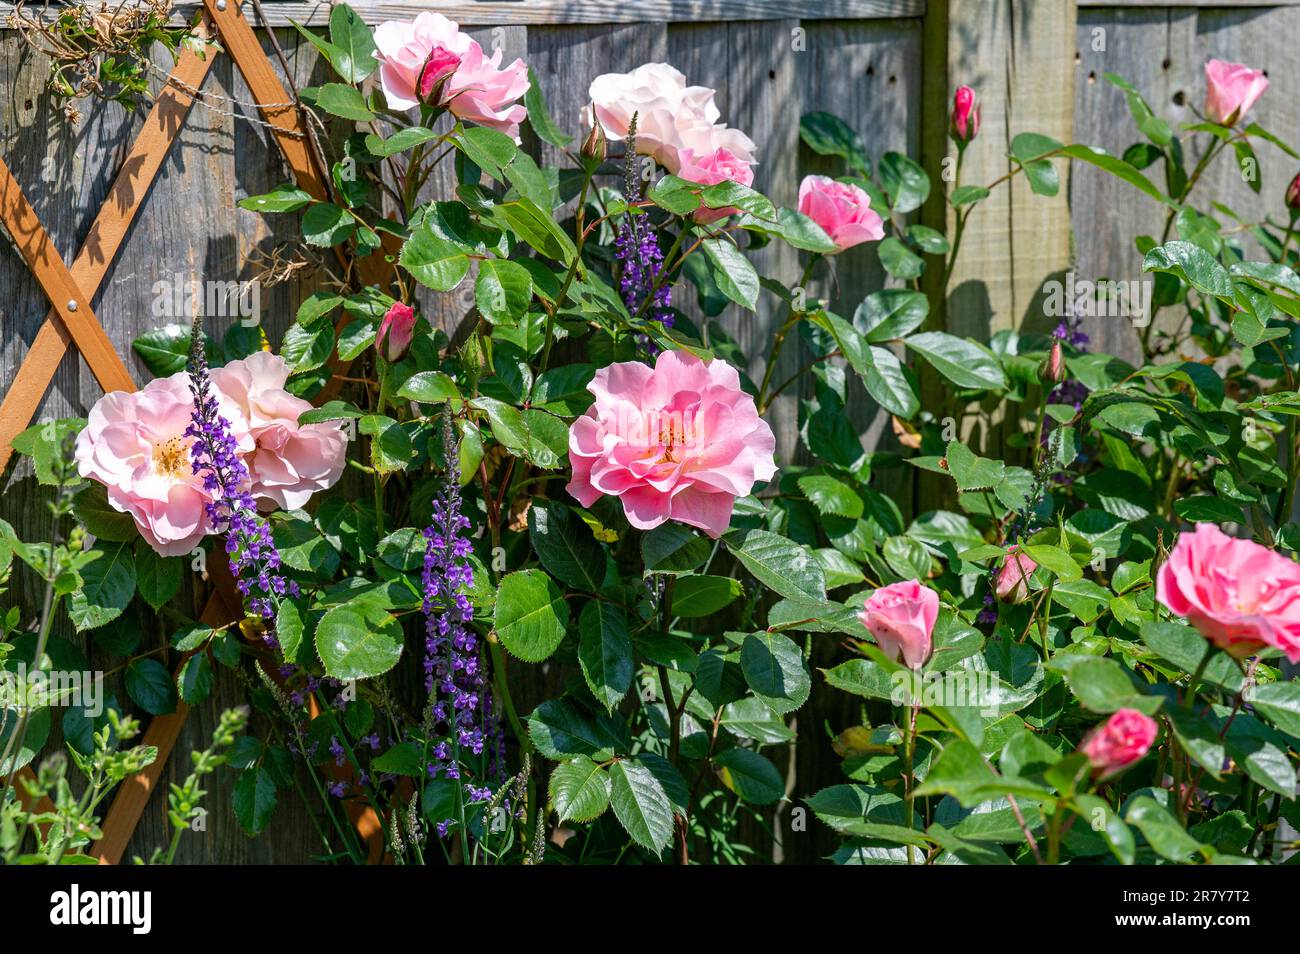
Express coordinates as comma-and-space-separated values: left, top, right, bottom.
859, 580, 939, 670
1080, 708, 1157, 779
950, 85, 980, 144
797, 175, 884, 253
995, 545, 1037, 604
676, 145, 755, 224
74, 373, 253, 557
585, 63, 756, 173
377, 301, 416, 361
566, 350, 776, 539
211, 353, 347, 511
374, 13, 529, 138
1204, 58, 1268, 125
1156, 523, 1300, 663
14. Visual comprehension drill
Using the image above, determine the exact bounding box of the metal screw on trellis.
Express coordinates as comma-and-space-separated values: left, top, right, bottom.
66, 300, 78, 312
216, 0, 227, 10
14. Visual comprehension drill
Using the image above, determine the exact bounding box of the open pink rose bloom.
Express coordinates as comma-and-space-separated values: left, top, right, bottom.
1156, 522, 1300, 663
374, 12, 530, 138
76, 354, 346, 556
585, 63, 756, 183
566, 350, 776, 539
75, 373, 253, 556
798, 174, 884, 252
211, 353, 348, 512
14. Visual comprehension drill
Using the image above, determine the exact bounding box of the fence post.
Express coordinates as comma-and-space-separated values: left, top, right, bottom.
920, 0, 1077, 455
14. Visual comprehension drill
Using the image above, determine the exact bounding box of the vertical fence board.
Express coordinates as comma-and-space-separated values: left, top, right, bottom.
1192, 7, 1300, 249
1073, 7, 1197, 365
793, 15, 923, 865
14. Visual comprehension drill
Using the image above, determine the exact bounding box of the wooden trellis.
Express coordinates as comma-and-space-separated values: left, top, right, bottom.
0, 0, 391, 862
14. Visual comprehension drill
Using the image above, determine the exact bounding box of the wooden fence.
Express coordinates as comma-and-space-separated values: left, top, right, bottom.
1, 0, 1298, 863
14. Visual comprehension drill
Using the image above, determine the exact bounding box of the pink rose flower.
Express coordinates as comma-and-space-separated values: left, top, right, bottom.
995, 545, 1037, 604
374, 13, 530, 138
75, 373, 253, 557
950, 85, 980, 144
1156, 523, 1300, 663
676, 145, 755, 224
377, 301, 416, 362
585, 63, 756, 174
859, 580, 939, 670
1204, 58, 1268, 125
211, 353, 347, 511
1080, 708, 1157, 779
566, 350, 776, 539
1286, 170, 1300, 211
797, 175, 884, 253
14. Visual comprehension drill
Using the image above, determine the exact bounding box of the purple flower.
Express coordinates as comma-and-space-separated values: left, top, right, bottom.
184, 318, 299, 634
420, 413, 499, 835
616, 114, 672, 335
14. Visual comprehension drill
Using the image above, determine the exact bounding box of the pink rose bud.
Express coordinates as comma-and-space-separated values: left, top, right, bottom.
995, 545, 1038, 604
1039, 340, 1065, 387
1080, 708, 1158, 779
1203, 58, 1268, 126
950, 86, 979, 144
377, 301, 416, 362
858, 580, 939, 670
797, 174, 884, 253
1156, 523, 1300, 662
1286, 171, 1300, 211
418, 46, 462, 105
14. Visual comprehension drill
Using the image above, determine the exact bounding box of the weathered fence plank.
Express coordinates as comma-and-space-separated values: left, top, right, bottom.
0, 0, 929, 26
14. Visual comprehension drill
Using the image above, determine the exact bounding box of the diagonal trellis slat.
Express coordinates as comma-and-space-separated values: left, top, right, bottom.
0, 0, 392, 862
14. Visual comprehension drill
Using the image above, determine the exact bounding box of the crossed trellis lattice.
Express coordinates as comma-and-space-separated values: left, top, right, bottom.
0, 0, 392, 862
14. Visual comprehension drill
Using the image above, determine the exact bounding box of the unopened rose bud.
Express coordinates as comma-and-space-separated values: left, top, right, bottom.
581, 120, 607, 162
1080, 708, 1158, 780
995, 545, 1037, 604
418, 46, 461, 107
950, 86, 979, 145
377, 301, 416, 362
1040, 340, 1065, 386
1286, 170, 1300, 211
